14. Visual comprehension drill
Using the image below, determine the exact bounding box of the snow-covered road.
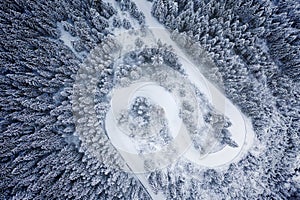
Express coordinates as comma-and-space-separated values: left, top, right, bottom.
133, 0, 255, 168
106, 82, 192, 199
106, 82, 183, 154
106, 1, 255, 199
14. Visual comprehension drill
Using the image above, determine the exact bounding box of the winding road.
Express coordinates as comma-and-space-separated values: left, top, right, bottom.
106, 1, 256, 199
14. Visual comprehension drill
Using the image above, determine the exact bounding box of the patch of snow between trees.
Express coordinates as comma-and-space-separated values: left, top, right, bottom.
57, 22, 87, 60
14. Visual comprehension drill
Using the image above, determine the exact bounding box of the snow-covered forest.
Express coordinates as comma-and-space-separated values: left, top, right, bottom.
0, 0, 299, 199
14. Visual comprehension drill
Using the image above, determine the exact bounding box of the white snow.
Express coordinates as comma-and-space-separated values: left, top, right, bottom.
106, 82, 183, 154
57, 22, 87, 59
106, 1, 256, 198
131, 0, 255, 168
106, 84, 186, 200
130, 83, 182, 138
106, 82, 187, 153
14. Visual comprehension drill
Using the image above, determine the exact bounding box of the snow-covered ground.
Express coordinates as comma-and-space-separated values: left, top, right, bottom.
130, 83, 182, 138
57, 22, 87, 59
130, 0, 255, 168
106, 83, 187, 200
106, 81, 192, 165
106, 82, 182, 154
105, 1, 256, 199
